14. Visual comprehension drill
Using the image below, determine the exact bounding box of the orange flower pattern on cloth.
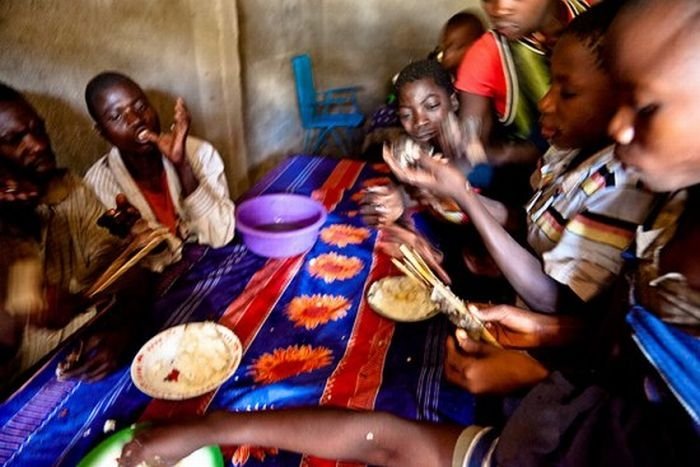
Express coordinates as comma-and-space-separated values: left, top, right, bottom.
362, 177, 392, 188
231, 446, 279, 466
320, 224, 370, 247
308, 252, 363, 283
286, 294, 351, 330
249, 345, 334, 384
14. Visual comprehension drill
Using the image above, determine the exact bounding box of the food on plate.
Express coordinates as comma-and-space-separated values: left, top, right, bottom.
367, 275, 438, 322
131, 322, 241, 400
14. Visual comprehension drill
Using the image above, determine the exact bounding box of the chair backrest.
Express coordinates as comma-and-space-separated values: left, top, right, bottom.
291, 54, 317, 126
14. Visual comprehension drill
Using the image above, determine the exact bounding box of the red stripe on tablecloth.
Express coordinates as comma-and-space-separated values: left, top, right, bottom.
140, 159, 366, 422
313, 160, 364, 210
303, 231, 396, 467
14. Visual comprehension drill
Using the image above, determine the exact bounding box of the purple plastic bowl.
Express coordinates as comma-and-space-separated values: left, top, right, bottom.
236, 193, 327, 258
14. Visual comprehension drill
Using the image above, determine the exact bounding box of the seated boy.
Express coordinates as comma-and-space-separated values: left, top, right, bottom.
385, 1, 654, 317
84, 72, 235, 248
0, 83, 153, 392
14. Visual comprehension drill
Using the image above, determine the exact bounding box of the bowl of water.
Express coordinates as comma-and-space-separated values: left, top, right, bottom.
235, 193, 327, 258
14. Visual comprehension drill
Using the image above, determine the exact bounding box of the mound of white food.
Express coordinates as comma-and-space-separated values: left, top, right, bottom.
368, 276, 437, 321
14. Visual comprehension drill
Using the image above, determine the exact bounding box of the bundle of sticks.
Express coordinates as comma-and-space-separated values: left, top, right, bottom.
84, 227, 171, 298
391, 244, 501, 347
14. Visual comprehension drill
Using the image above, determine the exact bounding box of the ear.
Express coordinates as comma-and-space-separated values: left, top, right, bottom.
450, 93, 459, 113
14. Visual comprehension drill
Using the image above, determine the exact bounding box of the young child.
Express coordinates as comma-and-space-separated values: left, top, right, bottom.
361, 11, 484, 159
118, 2, 700, 465
84, 72, 235, 249
385, 1, 654, 318
361, 59, 466, 283
435, 11, 485, 76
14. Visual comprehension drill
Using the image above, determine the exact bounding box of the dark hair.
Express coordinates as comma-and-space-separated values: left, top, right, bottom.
85, 71, 140, 120
0, 82, 25, 105
394, 59, 454, 97
444, 10, 485, 36
561, 1, 627, 68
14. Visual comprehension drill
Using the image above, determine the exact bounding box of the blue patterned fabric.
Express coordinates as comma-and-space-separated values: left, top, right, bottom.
627, 305, 700, 429
0, 155, 474, 466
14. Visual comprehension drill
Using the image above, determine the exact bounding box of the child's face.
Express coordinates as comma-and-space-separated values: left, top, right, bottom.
92, 82, 161, 155
538, 35, 616, 150
482, 0, 550, 39
0, 100, 56, 179
439, 24, 482, 74
397, 78, 457, 144
608, 2, 700, 192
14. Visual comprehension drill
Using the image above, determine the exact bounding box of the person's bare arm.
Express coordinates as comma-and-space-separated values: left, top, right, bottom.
452, 185, 578, 313
459, 92, 542, 167
119, 409, 463, 467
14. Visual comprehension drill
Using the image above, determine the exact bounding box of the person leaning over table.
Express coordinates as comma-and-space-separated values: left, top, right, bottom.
0, 83, 166, 393
84, 71, 235, 249
118, 1, 700, 465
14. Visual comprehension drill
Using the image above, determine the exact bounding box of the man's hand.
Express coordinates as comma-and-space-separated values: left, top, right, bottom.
97, 194, 142, 238
119, 421, 211, 467
57, 329, 132, 381
0, 172, 39, 205
139, 98, 191, 167
444, 329, 549, 395
472, 304, 584, 348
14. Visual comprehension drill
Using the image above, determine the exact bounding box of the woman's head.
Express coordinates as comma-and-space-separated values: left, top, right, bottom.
538, 2, 623, 150
394, 59, 457, 144
608, 0, 700, 192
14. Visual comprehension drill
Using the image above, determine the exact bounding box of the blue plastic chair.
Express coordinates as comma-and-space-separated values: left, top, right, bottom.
291, 54, 365, 154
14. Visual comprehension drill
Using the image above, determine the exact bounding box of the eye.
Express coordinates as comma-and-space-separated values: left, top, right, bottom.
1, 132, 24, 145
134, 100, 147, 112
636, 103, 659, 120
109, 112, 122, 122
398, 112, 411, 121
559, 88, 577, 100
425, 101, 441, 111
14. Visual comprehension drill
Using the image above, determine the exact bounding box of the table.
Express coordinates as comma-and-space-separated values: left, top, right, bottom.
0, 155, 474, 466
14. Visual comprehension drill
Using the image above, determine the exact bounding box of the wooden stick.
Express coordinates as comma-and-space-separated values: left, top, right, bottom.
398, 244, 501, 348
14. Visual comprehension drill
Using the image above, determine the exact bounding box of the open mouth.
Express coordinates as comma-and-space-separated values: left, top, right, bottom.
135, 127, 151, 143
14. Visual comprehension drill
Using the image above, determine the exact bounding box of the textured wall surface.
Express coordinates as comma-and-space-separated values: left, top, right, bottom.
239, 0, 480, 170
0, 0, 247, 192
0, 0, 482, 193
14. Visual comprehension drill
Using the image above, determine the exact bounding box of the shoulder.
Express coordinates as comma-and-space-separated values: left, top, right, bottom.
455, 31, 504, 94
84, 152, 112, 182
185, 136, 224, 171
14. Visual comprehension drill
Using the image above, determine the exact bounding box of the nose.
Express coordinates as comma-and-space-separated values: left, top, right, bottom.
414, 111, 430, 130
123, 107, 143, 128
23, 133, 48, 155
538, 87, 555, 115
609, 106, 636, 145
492, 0, 511, 17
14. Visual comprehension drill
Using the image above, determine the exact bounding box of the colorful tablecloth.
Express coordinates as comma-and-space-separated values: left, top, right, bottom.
0, 155, 474, 466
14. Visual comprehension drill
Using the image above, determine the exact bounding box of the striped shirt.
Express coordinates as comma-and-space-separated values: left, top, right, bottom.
1, 172, 125, 385
526, 145, 655, 301
85, 136, 235, 248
